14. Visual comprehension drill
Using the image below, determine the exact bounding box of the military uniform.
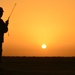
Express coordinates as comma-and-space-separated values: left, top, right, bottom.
0, 7, 9, 63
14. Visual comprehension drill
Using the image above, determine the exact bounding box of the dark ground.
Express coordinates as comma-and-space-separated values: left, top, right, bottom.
0, 57, 75, 75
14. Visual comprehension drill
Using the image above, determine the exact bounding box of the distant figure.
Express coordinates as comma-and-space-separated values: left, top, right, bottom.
0, 7, 9, 63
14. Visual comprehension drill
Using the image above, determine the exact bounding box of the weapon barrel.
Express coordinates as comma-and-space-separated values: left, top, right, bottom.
8, 3, 17, 19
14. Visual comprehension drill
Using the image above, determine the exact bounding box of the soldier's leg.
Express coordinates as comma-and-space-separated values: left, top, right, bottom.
0, 43, 2, 63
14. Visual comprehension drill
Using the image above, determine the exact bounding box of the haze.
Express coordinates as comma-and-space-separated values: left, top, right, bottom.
0, 0, 75, 56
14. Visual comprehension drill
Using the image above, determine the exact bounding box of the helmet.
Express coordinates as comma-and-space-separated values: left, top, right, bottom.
0, 7, 4, 12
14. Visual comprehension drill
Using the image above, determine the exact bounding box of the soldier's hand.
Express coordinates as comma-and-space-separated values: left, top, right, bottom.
5, 19, 9, 26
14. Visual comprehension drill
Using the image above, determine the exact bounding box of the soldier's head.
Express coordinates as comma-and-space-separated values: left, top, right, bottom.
0, 7, 4, 18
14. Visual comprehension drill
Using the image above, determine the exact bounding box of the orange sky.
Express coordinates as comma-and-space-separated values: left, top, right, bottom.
0, 0, 75, 56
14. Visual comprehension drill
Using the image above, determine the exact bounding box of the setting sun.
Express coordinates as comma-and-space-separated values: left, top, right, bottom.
42, 44, 47, 49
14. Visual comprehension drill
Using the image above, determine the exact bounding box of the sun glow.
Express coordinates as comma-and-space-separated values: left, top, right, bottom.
42, 44, 47, 49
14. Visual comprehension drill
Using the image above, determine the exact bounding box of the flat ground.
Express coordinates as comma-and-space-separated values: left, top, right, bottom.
0, 57, 75, 75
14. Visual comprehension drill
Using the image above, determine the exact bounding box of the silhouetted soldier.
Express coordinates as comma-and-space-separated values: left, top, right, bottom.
0, 7, 9, 63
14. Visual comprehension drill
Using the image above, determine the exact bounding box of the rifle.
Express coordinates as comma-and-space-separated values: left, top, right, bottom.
8, 3, 17, 20
7, 3, 17, 36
